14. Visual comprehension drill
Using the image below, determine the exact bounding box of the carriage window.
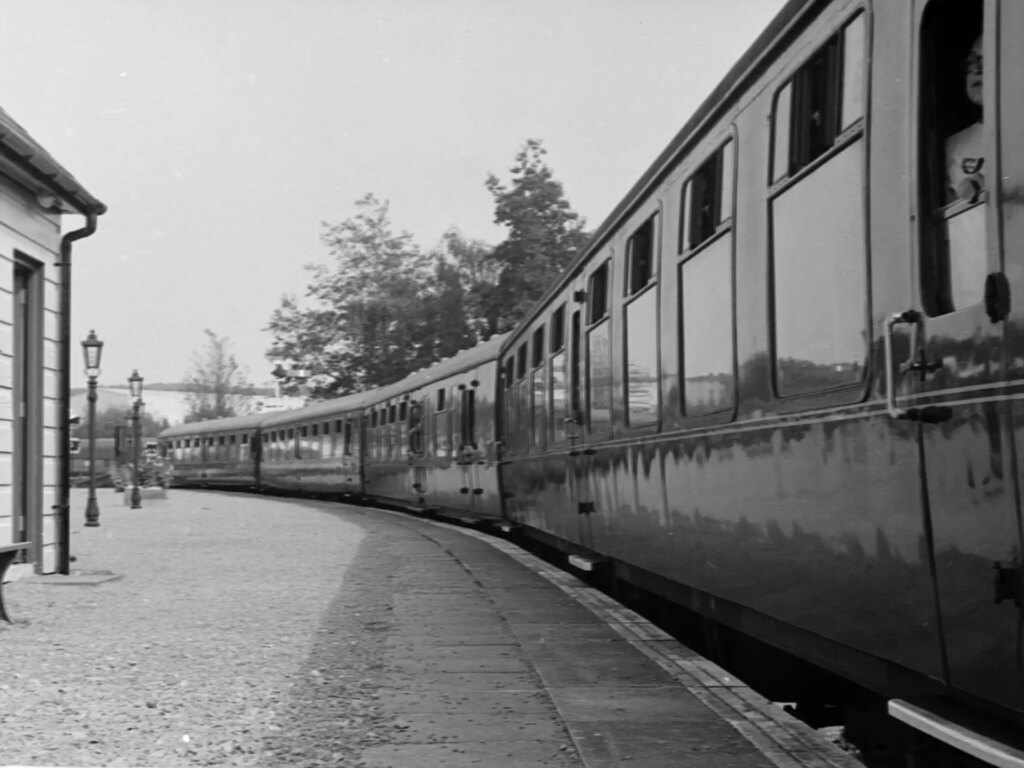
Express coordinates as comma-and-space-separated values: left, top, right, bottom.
919, 0, 985, 316
841, 15, 865, 129
772, 85, 792, 183
516, 344, 528, 379
681, 235, 735, 416
460, 389, 476, 449
550, 304, 565, 353
343, 420, 353, 454
625, 216, 659, 426
531, 326, 546, 447
388, 404, 397, 423
408, 402, 423, 454
771, 12, 867, 398
532, 326, 544, 368
772, 15, 864, 182
627, 218, 656, 294
371, 411, 378, 427
436, 389, 451, 457
682, 141, 734, 251
399, 401, 407, 421
588, 262, 609, 323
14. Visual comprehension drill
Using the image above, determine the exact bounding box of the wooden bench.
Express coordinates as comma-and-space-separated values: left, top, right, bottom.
0, 542, 31, 623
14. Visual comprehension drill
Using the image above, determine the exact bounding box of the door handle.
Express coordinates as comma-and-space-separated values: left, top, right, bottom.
884, 310, 953, 424
884, 310, 922, 419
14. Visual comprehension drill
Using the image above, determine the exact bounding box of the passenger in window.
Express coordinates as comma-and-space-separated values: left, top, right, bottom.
946, 36, 984, 204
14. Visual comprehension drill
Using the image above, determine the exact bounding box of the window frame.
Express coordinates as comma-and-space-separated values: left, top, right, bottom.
769, 11, 867, 194
766, 9, 872, 409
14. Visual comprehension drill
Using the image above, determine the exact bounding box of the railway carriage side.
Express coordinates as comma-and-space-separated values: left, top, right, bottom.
258, 395, 368, 498
499, 0, 1024, 745
363, 335, 506, 521
160, 412, 265, 489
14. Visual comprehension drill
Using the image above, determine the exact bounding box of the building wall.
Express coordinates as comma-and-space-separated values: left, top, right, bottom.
0, 179, 64, 575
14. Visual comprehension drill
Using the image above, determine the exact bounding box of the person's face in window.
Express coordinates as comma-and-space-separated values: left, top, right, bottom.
965, 36, 983, 108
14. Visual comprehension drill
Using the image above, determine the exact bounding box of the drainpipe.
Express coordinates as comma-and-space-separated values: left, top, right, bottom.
55, 212, 100, 575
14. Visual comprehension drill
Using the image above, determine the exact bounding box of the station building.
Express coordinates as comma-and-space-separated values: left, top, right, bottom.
0, 106, 106, 576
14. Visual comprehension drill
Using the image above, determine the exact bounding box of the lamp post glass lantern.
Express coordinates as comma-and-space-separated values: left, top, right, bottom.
81, 330, 104, 527
128, 370, 144, 509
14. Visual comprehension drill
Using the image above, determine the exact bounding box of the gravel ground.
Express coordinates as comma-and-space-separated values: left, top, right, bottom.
0, 489, 413, 768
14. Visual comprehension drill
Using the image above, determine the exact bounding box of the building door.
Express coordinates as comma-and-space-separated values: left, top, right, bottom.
12, 258, 41, 566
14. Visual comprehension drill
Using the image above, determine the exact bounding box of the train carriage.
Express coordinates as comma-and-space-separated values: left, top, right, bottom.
361, 334, 505, 520
161, 412, 266, 489
254, 392, 368, 498
497, 0, 1024, 747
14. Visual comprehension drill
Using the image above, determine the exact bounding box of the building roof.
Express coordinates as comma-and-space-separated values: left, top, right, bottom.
0, 106, 106, 216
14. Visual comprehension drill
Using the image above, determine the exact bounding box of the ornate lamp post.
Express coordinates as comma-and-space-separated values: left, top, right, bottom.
81, 330, 104, 527
128, 370, 144, 509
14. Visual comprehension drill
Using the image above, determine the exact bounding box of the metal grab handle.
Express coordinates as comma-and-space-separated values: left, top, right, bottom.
884, 310, 922, 419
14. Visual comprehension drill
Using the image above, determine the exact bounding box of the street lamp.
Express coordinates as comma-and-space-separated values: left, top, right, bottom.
128, 369, 144, 509
81, 330, 104, 527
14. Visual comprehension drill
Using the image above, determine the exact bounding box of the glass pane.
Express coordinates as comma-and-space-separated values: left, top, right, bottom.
841, 14, 865, 129
550, 351, 567, 443
773, 83, 792, 182
587, 321, 612, 432
532, 367, 546, 448
719, 141, 734, 224
626, 291, 659, 427
680, 180, 692, 253
435, 409, 449, 458
682, 236, 734, 415
517, 379, 531, 450
942, 203, 986, 310
772, 140, 867, 396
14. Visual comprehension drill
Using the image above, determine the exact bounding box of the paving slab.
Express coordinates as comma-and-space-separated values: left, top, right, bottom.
384, 631, 517, 647
568, 720, 769, 768
377, 689, 557, 715
546, 684, 730, 722
380, 670, 540, 691
388, 712, 569, 744
385, 655, 532, 675
360, 740, 580, 767
529, 642, 671, 687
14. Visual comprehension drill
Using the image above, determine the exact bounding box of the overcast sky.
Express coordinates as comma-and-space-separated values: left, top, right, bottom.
0, 0, 786, 390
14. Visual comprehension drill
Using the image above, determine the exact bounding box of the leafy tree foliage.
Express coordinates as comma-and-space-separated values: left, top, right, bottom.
266, 142, 588, 396
79, 404, 170, 439
481, 139, 590, 333
183, 329, 253, 422
267, 194, 473, 398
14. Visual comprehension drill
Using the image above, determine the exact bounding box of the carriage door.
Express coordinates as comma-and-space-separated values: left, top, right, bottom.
453, 383, 470, 513
251, 431, 261, 488
456, 382, 480, 514
891, 0, 1024, 712
567, 263, 610, 551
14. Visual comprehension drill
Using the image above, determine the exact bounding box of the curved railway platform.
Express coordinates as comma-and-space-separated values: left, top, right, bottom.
3, 489, 861, 768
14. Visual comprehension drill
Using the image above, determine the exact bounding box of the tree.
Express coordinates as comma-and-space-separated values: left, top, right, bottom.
481, 139, 590, 333
435, 228, 500, 341
79, 405, 170, 439
183, 330, 252, 422
266, 194, 471, 398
